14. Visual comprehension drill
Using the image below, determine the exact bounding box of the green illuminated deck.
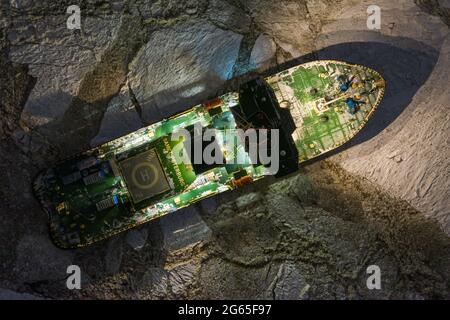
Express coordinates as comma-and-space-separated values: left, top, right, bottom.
267, 60, 385, 162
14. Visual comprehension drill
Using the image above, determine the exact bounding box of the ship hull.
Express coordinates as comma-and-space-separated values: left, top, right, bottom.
33, 60, 385, 248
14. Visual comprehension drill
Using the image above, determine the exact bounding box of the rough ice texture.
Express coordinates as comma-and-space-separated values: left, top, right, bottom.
315, 0, 450, 234
0, 0, 449, 299
9, 14, 121, 128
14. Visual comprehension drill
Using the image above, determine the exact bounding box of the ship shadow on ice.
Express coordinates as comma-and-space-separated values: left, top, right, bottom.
134, 38, 440, 161
24, 37, 439, 256
28, 37, 439, 166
